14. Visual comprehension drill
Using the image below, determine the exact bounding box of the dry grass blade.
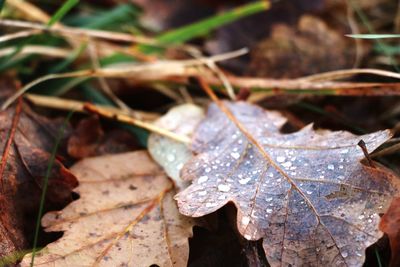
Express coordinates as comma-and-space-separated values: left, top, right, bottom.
0, 29, 41, 43
301, 68, 400, 82
0, 49, 247, 110
23, 93, 186, 143
25, 94, 160, 121
84, 103, 190, 144
0, 45, 71, 58
0, 19, 157, 45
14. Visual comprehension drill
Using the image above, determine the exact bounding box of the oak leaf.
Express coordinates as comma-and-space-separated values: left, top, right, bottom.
176, 101, 400, 267
21, 151, 194, 267
0, 83, 77, 260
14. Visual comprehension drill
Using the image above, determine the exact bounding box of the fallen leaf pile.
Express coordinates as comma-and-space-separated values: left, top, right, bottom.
21, 151, 194, 267
176, 101, 400, 266
0, 83, 77, 259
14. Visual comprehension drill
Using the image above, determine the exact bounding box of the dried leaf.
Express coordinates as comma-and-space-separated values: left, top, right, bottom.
176, 101, 400, 266
249, 15, 357, 78
379, 197, 400, 267
67, 116, 139, 159
21, 151, 194, 267
148, 104, 204, 190
0, 82, 77, 259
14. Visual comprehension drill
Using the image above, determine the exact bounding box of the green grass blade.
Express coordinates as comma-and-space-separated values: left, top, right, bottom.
375, 248, 383, 267
0, 0, 79, 70
30, 111, 74, 267
139, 1, 270, 53
349, 0, 400, 72
347, 34, 400, 39
0, 0, 6, 14
47, 0, 79, 26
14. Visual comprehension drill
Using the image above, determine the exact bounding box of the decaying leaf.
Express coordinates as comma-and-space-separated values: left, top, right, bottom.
0, 82, 77, 259
148, 104, 204, 190
68, 115, 139, 159
21, 151, 194, 267
249, 15, 357, 78
176, 101, 400, 266
380, 197, 400, 267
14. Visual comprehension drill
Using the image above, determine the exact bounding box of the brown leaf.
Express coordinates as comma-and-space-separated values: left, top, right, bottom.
249, 15, 357, 78
68, 116, 138, 159
0, 82, 77, 259
21, 151, 195, 267
380, 197, 400, 267
176, 101, 400, 266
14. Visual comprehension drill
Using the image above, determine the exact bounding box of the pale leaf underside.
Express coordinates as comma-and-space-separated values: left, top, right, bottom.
176, 102, 399, 267
21, 151, 194, 267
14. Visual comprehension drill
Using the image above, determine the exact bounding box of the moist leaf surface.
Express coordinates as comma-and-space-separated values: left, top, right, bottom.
176, 101, 399, 267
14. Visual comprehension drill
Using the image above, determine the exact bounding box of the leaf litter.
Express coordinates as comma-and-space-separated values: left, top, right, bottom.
0, 82, 77, 260
175, 101, 400, 267
21, 151, 195, 267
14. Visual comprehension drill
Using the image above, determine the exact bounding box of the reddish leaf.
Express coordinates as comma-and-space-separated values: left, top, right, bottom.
0, 82, 77, 259
67, 116, 138, 159
176, 101, 400, 266
380, 197, 400, 267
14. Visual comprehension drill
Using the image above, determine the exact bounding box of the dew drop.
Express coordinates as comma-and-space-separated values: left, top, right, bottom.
198, 191, 207, 196
231, 152, 241, 160
265, 196, 273, 202
205, 202, 217, 208
266, 208, 273, 213
358, 215, 364, 220
167, 154, 175, 162
242, 216, 250, 225
239, 178, 251, 185
282, 162, 292, 168
327, 164, 334, 170
277, 156, 286, 163
342, 251, 348, 258
218, 184, 231, 192
205, 167, 211, 173
306, 191, 313, 195
198, 176, 208, 184
340, 149, 349, 154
